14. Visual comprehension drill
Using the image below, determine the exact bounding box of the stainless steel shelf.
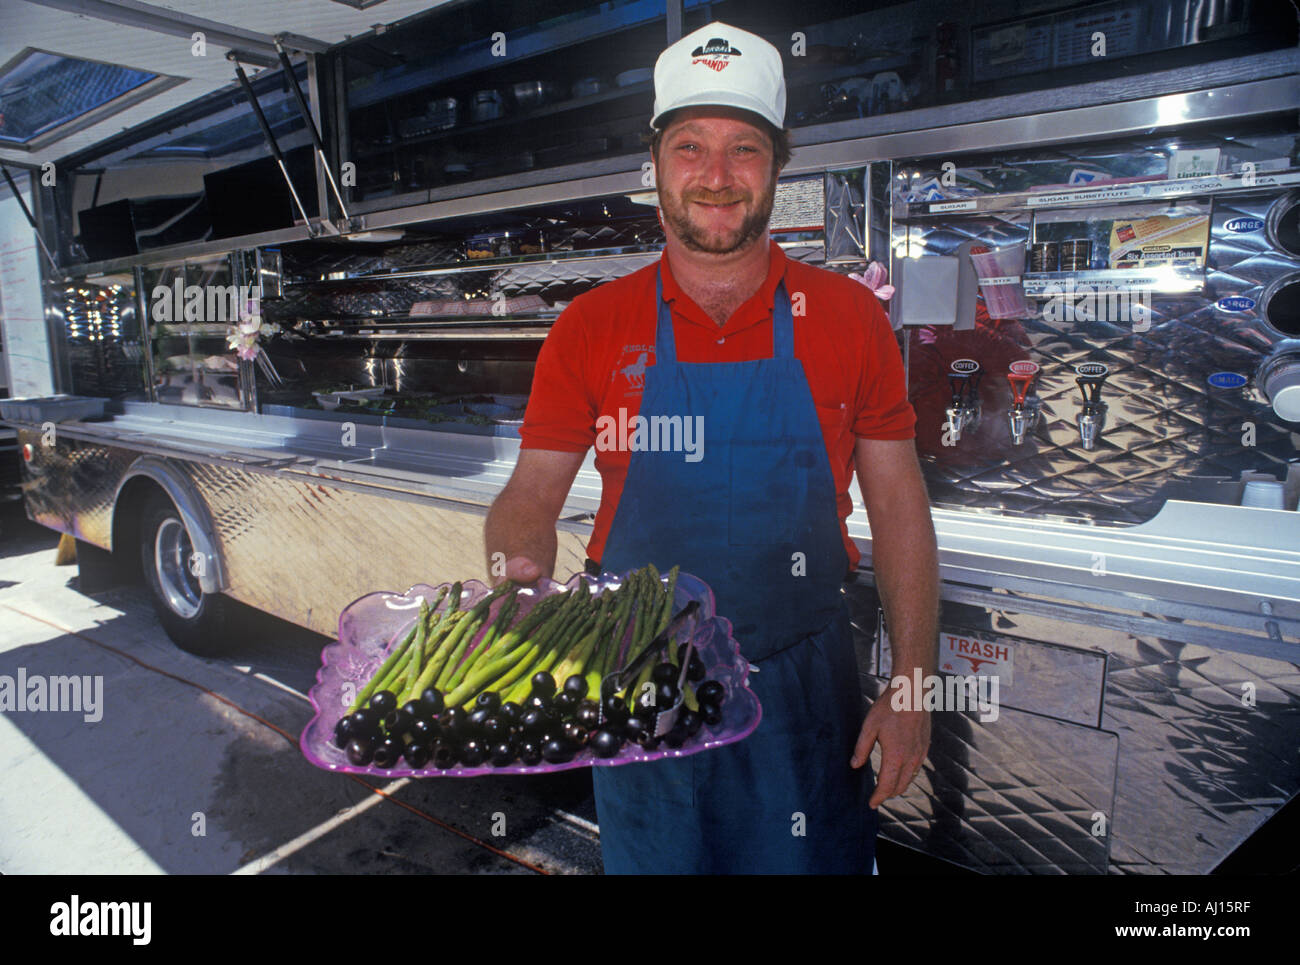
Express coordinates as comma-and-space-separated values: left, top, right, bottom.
285, 244, 663, 285
1022, 266, 1206, 295
309, 327, 551, 341
894, 168, 1300, 219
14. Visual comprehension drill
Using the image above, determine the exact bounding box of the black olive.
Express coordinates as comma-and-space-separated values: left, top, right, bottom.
530, 672, 556, 700
541, 737, 578, 764
697, 680, 725, 706
524, 693, 552, 714
499, 701, 523, 723
489, 742, 516, 767
431, 741, 458, 769
475, 691, 501, 714
350, 707, 380, 737
636, 732, 661, 751
519, 741, 543, 766
652, 663, 679, 686
663, 724, 689, 749
562, 721, 589, 746
403, 742, 432, 768
679, 709, 703, 737
686, 654, 706, 682
520, 708, 546, 734
575, 701, 601, 730
699, 701, 723, 727
458, 740, 488, 767
656, 681, 680, 708
467, 707, 492, 731
482, 716, 510, 742
552, 691, 578, 715
420, 688, 445, 716
373, 737, 403, 768
563, 674, 589, 700
439, 706, 467, 737
333, 715, 356, 748
623, 715, 649, 741
590, 729, 624, 758
369, 690, 397, 716
410, 717, 439, 742
602, 695, 630, 726
382, 708, 413, 737
345, 736, 375, 765
401, 699, 425, 721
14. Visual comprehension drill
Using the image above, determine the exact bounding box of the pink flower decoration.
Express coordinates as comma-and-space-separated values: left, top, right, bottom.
849, 260, 895, 301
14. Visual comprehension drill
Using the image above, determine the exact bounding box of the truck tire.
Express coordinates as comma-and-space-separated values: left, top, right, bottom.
139, 491, 230, 655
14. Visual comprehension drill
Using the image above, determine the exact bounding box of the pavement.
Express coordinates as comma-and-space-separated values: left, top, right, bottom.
0, 502, 603, 875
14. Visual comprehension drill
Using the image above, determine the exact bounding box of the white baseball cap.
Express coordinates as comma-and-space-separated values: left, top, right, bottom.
651, 22, 786, 131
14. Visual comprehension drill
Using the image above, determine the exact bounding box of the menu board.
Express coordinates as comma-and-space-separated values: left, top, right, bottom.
0, 174, 55, 398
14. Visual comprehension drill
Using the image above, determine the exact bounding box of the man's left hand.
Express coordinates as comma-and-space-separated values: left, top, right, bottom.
850, 695, 930, 809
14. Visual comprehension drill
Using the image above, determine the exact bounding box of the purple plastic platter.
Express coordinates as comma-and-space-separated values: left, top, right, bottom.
300, 570, 762, 777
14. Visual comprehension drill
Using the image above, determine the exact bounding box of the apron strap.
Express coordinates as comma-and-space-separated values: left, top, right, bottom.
654, 267, 796, 362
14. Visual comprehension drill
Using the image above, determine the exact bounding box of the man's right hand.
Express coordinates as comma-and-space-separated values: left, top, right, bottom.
502, 555, 543, 586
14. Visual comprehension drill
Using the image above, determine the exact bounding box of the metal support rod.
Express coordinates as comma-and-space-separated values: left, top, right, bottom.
229, 58, 316, 234
0, 163, 58, 270
274, 40, 351, 224
666, 0, 682, 43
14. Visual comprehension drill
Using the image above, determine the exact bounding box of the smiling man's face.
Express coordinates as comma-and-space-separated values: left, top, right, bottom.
654, 107, 779, 256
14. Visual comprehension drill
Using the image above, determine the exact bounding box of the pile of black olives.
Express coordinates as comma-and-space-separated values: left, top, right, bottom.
331, 668, 727, 770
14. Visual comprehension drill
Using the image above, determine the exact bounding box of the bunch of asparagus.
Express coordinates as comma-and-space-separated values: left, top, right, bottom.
330, 564, 726, 769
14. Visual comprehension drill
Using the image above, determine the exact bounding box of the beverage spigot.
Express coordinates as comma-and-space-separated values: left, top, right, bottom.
945, 358, 982, 442
1074, 362, 1109, 451
1006, 360, 1040, 445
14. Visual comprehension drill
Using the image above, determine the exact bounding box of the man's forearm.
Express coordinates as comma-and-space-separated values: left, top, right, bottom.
870, 493, 939, 678
484, 485, 560, 581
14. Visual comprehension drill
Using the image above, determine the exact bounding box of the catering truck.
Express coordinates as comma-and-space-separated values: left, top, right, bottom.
1, 0, 1297, 874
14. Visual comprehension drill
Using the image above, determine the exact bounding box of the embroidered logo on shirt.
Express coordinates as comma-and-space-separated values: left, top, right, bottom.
613, 345, 654, 394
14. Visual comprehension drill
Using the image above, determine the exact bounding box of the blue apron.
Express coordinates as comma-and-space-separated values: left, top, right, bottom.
592, 269, 877, 874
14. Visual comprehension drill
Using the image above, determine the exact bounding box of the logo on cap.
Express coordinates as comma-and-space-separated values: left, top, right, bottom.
691, 37, 741, 72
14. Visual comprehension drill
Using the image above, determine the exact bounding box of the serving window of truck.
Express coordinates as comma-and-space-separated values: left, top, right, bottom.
1, 0, 1297, 875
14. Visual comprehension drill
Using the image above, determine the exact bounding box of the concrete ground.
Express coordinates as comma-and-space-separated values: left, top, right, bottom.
0, 501, 603, 875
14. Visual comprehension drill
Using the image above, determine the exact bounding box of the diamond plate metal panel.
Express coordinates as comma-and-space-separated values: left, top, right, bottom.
847, 582, 1300, 874
861, 686, 1118, 875
897, 194, 1300, 524
181, 461, 588, 637
18, 429, 134, 547
18, 432, 588, 637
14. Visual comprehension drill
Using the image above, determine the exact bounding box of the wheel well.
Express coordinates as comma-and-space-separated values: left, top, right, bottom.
111, 477, 169, 582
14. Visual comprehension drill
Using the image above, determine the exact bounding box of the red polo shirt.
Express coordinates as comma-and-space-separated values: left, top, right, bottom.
520, 240, 916, 570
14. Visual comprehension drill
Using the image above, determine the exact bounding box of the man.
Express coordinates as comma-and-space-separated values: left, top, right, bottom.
484, 22, 938, 874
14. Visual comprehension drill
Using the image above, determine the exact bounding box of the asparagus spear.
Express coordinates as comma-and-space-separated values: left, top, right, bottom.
349, 620, 419, 713
436, 582, 517, 697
